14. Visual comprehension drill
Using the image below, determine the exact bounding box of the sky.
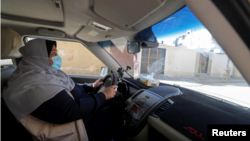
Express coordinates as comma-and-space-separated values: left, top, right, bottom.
152, 6, 208, 46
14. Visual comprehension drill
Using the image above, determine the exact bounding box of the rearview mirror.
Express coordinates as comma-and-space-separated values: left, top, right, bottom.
127, 42, 140, 54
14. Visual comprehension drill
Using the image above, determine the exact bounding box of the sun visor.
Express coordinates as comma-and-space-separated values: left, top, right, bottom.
76, 26, 117, 42
2, 0, 64, 23
93, 0, 166, 28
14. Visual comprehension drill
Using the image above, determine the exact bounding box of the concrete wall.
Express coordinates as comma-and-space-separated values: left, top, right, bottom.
159, 45, 243, 79
55, 40, 243, 79
57, 41, 106, 76
209, 54, 233, 78
163, 46, 197, 77
233, 67, 243, 78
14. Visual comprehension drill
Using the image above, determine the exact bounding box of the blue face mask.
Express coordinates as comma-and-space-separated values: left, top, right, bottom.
50, 56, 62, 71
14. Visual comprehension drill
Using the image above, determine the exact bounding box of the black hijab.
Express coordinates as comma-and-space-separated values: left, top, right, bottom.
46, 40, 57, 57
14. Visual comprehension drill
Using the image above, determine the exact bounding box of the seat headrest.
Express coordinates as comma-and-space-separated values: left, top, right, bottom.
1, 27, 23, 59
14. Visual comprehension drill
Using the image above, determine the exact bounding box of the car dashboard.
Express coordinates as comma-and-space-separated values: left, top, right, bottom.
119, 78, 250, 141
118, 78, 184, 138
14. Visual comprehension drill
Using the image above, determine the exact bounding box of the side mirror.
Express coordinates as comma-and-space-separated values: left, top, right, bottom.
127, 42, 140, 54
100, 67, 111, 76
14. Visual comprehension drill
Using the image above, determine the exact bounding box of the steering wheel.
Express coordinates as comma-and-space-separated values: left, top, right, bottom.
96, 73, 124, 106
97, 73, 117, 93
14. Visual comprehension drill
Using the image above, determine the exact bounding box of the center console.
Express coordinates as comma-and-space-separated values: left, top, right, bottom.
126, 90, 161, 122
121, 86, 182, 137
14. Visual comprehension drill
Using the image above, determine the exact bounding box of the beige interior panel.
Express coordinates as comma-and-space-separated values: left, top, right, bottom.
134, 0, 185, 31
1, 0, 185, 42
148, 116, 191, 141
2, 0, 64, 22
76, 25, 138, 43
1, 27, 23, 59
76, 26, 117, 42
94, 0, 166, 28
127, 124, 149, 141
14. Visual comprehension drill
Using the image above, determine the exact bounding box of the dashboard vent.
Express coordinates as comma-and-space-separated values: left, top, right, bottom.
152, 99, 174, 118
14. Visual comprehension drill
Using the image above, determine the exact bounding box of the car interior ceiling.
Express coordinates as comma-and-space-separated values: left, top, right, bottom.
1, 0, 250, 141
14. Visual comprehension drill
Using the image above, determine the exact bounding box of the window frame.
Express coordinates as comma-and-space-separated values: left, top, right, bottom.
23, 36, 108, 78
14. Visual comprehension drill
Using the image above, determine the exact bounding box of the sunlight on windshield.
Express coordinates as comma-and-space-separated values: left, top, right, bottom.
100, 6, 250, 108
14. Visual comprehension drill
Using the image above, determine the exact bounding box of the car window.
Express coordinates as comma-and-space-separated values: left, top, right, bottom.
1, 59, 13, 65
26, 37, 106, 77
150, 6, 250, 108
99, 6, 250, 108
99, 38, 135, 77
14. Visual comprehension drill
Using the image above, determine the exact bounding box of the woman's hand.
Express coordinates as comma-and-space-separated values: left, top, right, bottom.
103, 85, 118, 100
92, 78, 103, 88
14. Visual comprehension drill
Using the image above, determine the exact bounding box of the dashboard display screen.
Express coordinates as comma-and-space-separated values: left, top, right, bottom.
131, 104, 140, 114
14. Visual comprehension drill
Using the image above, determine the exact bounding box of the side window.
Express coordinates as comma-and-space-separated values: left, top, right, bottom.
26, 37, 106, 76
57, 41, 106, 76
1, 59, 13, 65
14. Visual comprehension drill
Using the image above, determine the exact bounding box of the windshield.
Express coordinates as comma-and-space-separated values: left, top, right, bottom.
99, 6, 250, 108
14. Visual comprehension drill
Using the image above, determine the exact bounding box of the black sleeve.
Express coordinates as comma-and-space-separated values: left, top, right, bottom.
30, 89, 106, 124
71, 82, 92, 97
82, 83, 95, 93
71, 79, 94, 93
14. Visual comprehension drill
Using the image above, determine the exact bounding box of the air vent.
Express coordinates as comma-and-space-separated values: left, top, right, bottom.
152, 99, 174, 118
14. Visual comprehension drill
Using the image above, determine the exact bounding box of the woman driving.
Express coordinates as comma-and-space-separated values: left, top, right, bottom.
3, 39, 121, 141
